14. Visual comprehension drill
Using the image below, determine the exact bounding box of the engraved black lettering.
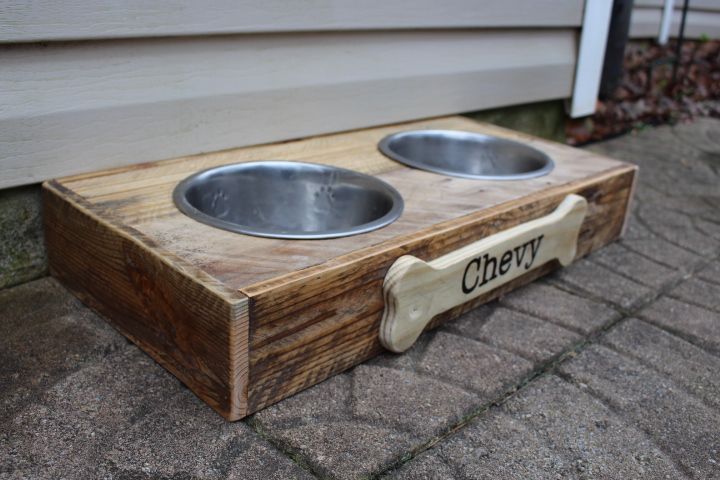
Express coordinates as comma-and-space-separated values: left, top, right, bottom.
499, 250, 512, 275
462, 257, 481, 294
479, 253, 498, 287
513, 244, 528, 268
525, 234, 544, 269
461, 234, 545, 294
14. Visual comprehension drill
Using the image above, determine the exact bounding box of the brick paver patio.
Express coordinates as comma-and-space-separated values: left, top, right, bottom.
2, 118, 719, 479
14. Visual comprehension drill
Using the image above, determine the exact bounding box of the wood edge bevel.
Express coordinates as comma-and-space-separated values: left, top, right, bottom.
226, 299, 250, 420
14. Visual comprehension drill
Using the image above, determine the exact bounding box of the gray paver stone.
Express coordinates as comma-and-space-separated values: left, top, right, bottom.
352, 365, 479, 438
500, 282, 619, 334
559, 344, 720, 478
698, 261, 720, 285
253, 371, 420, 479
0, 279, 128, 423
603, 318, 720, 410
394, 374, 684, 479
669, 276, 720, 312
636, 203, 719, 256
589, 242, 680, 289
445, 305, 582, 362
253, 373, 352, 427
620, 216, 704, 271
640, 296, 720, 355
387, 452, 457, 480
418, 331, 534, 398
549, 258, 653, 310
261, 420, 416, 480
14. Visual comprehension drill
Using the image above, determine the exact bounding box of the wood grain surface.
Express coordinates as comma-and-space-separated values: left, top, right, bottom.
46, 116, 637, 418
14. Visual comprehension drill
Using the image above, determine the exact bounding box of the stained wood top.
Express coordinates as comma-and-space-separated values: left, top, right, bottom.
52, 116, 633, 294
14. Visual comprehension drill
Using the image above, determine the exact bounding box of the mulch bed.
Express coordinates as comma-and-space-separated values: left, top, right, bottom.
566, 39, 720, 145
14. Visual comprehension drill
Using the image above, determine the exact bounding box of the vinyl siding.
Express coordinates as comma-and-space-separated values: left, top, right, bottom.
1, 1, 583, 188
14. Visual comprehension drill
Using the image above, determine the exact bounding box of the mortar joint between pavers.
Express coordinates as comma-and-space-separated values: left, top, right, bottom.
665, 292, 720, 316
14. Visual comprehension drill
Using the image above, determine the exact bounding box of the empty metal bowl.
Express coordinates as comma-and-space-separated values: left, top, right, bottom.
173, 161, 404, 239
378, 130, 554, 180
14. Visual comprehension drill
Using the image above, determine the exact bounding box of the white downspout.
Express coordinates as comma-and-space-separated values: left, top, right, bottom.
569, 0, 614, 118
658, 0, 675, 45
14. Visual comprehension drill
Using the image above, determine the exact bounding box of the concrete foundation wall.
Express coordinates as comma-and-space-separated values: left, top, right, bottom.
0, 185, 47, 289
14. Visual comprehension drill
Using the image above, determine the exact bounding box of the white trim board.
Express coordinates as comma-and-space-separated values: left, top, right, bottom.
0, 29, 576, 188
0, 0, 584, 43
569, 0, 613, 118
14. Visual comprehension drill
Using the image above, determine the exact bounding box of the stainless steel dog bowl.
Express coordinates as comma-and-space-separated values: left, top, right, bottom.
173, 161, 404, 239
378, 130, 554, 180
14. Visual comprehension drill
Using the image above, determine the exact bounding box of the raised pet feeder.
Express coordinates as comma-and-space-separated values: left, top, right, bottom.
44, 116, 637, 420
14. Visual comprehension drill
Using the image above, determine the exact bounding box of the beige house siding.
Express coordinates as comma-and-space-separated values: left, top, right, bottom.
630, 0, 720, 39
0, 0, 583, 42
1, 1, 584, 188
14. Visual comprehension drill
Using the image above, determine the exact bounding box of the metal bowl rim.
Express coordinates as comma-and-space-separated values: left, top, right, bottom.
173, 160, 405, 240
377, 129, 555, 181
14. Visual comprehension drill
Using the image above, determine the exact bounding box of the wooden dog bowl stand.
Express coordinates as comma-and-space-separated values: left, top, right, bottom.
44, 116, 637, 420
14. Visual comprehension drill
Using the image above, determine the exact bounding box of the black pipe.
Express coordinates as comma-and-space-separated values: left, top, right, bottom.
671, 0, 691, 85
599, 0, 635, 100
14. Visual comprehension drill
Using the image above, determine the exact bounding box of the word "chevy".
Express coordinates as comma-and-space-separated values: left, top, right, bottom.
461, 235, 544, 294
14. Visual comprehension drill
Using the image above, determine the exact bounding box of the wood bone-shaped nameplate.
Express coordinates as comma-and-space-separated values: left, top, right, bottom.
380, 194, 588, 353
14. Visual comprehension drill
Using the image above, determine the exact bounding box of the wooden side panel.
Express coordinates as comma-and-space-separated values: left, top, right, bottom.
43, 183, 249, 420
245, 166, 636, 413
